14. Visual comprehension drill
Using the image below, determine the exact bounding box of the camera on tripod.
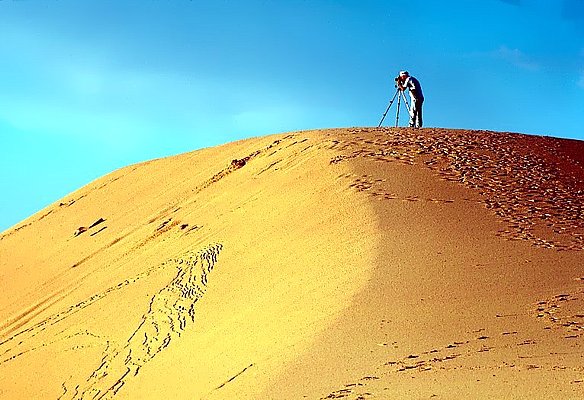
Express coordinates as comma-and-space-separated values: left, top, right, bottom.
394, 76, 401, 88
378, 77, 411, 127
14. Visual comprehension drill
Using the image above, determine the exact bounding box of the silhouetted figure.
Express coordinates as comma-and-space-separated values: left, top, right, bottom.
397, 70, 424, 128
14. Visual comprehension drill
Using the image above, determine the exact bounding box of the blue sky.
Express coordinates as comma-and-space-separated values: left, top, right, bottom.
1, 0, 583, 232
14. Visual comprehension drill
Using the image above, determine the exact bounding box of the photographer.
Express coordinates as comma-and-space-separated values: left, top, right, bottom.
396, 71, 424, 128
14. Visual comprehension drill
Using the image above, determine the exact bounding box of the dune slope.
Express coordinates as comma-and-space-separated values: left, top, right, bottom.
0, 128, 583, 399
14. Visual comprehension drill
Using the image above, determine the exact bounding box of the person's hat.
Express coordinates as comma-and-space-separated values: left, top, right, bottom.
399, 70, 409, 76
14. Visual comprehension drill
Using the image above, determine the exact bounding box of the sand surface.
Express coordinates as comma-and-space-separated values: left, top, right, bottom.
0, 128, 582, 399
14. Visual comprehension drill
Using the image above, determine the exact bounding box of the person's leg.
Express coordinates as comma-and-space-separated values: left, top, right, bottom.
417, 99, 423, 128
409, 98, 417, 127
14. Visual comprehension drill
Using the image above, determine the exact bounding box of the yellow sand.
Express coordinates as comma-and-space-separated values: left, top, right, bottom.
1, 128, 582, 399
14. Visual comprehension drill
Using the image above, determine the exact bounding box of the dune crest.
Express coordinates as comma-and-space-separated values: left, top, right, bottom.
1, 128, 583, 399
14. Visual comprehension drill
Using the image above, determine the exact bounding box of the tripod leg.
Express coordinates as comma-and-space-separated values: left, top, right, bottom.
378, 105, 390, 127
401, 91, 412, 117
378, 90, 399, 127
395, 91, 401, 127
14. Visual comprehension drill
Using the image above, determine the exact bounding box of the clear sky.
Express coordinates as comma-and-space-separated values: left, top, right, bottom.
1, 0, 583, 232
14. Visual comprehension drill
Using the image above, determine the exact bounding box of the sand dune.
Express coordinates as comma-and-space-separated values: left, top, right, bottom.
0, 128, 582, 399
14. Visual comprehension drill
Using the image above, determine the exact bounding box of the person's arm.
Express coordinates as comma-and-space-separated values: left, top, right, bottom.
407, 77, 418, 92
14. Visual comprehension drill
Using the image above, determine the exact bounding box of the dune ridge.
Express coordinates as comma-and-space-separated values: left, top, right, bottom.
0, 127, 582, 399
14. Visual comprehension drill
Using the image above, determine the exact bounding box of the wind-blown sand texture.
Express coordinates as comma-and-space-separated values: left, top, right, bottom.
0, 127, 583, 399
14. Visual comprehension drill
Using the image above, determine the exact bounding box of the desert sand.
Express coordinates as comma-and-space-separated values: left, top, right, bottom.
0, 127, 583, 399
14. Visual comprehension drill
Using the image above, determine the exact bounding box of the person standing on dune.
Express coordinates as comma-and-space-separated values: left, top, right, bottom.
396, 70, 424, 128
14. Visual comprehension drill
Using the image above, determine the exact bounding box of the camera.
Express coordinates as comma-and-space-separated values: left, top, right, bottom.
394, 76, 401, 88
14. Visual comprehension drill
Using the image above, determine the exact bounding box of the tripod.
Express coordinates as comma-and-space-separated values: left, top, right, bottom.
378, 87, 411, 127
